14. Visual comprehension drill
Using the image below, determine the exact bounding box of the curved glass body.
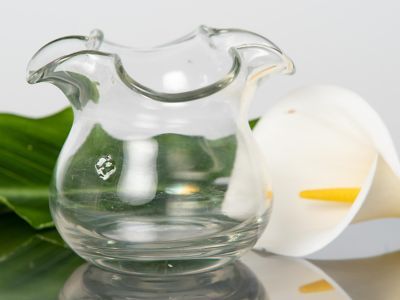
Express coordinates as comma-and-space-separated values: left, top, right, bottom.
27, 26, 294, 274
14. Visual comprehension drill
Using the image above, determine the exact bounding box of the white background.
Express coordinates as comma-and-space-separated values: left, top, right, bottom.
1, 0, 399, 259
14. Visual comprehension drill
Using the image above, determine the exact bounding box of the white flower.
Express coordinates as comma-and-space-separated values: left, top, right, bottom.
253, 85, 400, 256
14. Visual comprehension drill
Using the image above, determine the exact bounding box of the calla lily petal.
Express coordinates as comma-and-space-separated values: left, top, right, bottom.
253, 85, 400, 256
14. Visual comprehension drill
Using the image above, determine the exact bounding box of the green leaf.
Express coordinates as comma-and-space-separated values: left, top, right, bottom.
36, 229, 66, 247
249, 118, 259, 129
0, 214, 35, 261
0, 204, 10, 215
0, 214, 66, 261
0, 214, 82, 300
0, 108, 73, 229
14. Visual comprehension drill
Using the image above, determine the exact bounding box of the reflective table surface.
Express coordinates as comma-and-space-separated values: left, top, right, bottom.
57, 250, 400, 300
1, 214, 399, 300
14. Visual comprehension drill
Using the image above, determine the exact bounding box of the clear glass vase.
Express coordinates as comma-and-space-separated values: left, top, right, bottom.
27, 25, 294, 274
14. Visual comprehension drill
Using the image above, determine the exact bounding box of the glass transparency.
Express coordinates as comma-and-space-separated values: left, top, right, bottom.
27, 25, 294, 274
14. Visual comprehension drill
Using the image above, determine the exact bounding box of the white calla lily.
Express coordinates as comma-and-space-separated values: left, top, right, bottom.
253, 85, 400, 256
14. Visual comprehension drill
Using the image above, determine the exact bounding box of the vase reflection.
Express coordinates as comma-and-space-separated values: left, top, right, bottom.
60, 249, 400, 299
60, 256, 266, 300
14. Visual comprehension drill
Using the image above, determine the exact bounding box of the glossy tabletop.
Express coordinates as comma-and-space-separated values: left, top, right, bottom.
2, 228, 399, 300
